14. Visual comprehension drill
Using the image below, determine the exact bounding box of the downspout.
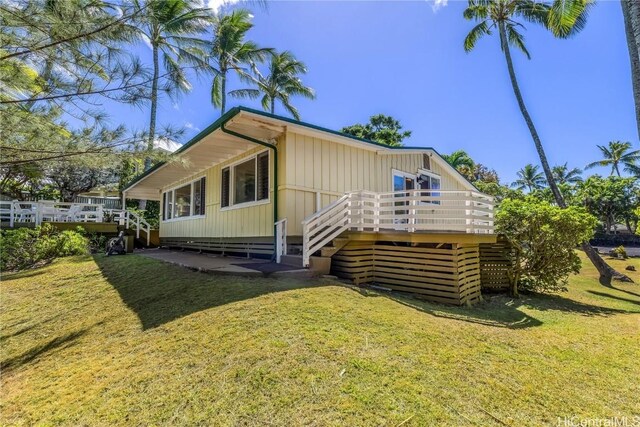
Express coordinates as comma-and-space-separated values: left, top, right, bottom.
220, 121, 279, 261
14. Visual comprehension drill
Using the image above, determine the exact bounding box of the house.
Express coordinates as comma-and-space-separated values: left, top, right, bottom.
124, 107, 502, 305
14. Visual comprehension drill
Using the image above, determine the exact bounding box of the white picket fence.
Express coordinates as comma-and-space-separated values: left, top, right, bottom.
0, 200, 151, 246
301, 190, 495, 267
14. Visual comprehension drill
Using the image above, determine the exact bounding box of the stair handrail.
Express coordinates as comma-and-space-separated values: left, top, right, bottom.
301, 194, 351, 267
107, 209, 152, 246
300, 190, 495, 267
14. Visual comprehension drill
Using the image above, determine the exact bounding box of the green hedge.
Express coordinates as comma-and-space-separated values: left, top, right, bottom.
0, 224, 89, 272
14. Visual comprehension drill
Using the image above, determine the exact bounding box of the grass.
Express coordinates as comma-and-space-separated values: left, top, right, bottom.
1, 253, 639, 426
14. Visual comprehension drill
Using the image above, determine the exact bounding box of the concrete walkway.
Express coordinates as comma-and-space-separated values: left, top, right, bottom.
136, 248, 311, 277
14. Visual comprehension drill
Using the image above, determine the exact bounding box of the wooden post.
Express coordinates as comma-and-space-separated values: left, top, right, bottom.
9, 200, 15, 228
35, 202, 42, 226
374, 194, 380, 232
136, 215, 140, 239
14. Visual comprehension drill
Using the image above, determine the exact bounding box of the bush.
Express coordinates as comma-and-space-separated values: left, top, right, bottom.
496, 198, 597, 295
0, 224, 89, 272
611, 245, 628, 259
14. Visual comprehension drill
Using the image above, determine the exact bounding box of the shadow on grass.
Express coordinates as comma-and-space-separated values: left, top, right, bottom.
587, 290, 640, 307
93, 254, 325, 330
355, 288, 543, 329
356, 286, 639, 329
1, 328, 89, 373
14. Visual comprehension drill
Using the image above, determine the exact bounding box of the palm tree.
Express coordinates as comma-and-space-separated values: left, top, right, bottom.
512, 164, 546, 192
620, 0, 640, 140
442, 150, 475, 170
209, 9, 271, 114
132, 0, 212, 171
463, 0, 591, 206
585, 141, 640, 176
552, 163, 583, 184
462, 1, 634, 285
229, 51, 315, 120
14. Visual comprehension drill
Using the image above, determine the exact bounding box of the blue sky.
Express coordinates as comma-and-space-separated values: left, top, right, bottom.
106, 0, 638, 183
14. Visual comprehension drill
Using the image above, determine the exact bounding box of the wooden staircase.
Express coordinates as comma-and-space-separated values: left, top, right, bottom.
281, 236, 351, 275
320, 237, 350, 258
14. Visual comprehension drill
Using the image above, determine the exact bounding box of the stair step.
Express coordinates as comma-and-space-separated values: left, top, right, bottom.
280, 254, 332, 275
320, 246, 338, 257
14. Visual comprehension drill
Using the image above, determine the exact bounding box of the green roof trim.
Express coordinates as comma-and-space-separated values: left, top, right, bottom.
124, 106, 478, 192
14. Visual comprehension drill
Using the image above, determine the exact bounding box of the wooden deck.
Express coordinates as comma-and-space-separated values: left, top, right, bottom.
329, 231, 501, 306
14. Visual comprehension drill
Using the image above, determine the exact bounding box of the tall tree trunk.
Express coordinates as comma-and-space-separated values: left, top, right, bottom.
614, 163, 622, 177
498, 23, 565, 207
621, 0, 640, 141
497, 21, 633, 285
220, 71, 226, 114
146, 43, 159, 171
140, 43, 159, 211
270, 97, 275, 114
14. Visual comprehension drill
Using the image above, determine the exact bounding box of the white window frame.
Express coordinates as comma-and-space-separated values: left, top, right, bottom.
391, 169, 417, 191
417, 168, 441, 204
161, 176, 206, 223
220, 149, 270, 211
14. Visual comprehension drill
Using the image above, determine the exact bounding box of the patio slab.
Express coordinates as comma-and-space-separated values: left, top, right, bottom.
137, 249, 265, 275
135, 249, 306, 276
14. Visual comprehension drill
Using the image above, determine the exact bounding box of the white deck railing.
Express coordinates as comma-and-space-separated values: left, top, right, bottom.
301, 190, 494, 267
0, 200, 152, 246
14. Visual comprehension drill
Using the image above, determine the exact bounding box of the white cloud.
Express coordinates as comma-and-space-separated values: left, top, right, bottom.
207, 0, 242, 14
140, 33, 153, 50
431, 0, 448, 12
185, 122, 201, 131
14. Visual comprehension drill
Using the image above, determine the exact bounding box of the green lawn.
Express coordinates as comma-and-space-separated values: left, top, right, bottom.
1, 253, 639, 426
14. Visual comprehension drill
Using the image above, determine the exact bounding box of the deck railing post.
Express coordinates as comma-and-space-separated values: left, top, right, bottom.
374, 194, 380, 232
36, 202, 42, 226
9, 200, 15, 228
136, 215, 140, 239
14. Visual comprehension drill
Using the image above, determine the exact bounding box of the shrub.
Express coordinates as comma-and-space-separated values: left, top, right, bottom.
0, 224, 89, 272
611, 245, 628, 259
496, 198, 597, 296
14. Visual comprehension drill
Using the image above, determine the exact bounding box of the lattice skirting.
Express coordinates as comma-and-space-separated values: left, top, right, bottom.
331, 241, 483, 306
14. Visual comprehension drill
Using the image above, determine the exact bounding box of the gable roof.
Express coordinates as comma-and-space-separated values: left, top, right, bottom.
124, 106, 478, 193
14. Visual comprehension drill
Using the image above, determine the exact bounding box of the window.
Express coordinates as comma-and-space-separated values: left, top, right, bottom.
418, 171, 441, 203
174, 184, 191, 218
193, 178, 205, 216
392, 171, 416, 222
162, 177, 206, 221
234, 158, 256, 204
221, 151, 269, 208
163, 191, 173, 220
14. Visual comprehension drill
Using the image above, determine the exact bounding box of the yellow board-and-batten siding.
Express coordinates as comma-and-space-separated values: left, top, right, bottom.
280, 130, 468, 236
160, 145, 276, 239
159, 129, 468, 239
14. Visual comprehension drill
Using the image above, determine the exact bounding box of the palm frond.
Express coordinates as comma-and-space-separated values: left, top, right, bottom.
229, 88, 260, 99
506, 23, 530, 59
547, 0, 593, 38
463, 21, 491, 52
211, 73, 222, 107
